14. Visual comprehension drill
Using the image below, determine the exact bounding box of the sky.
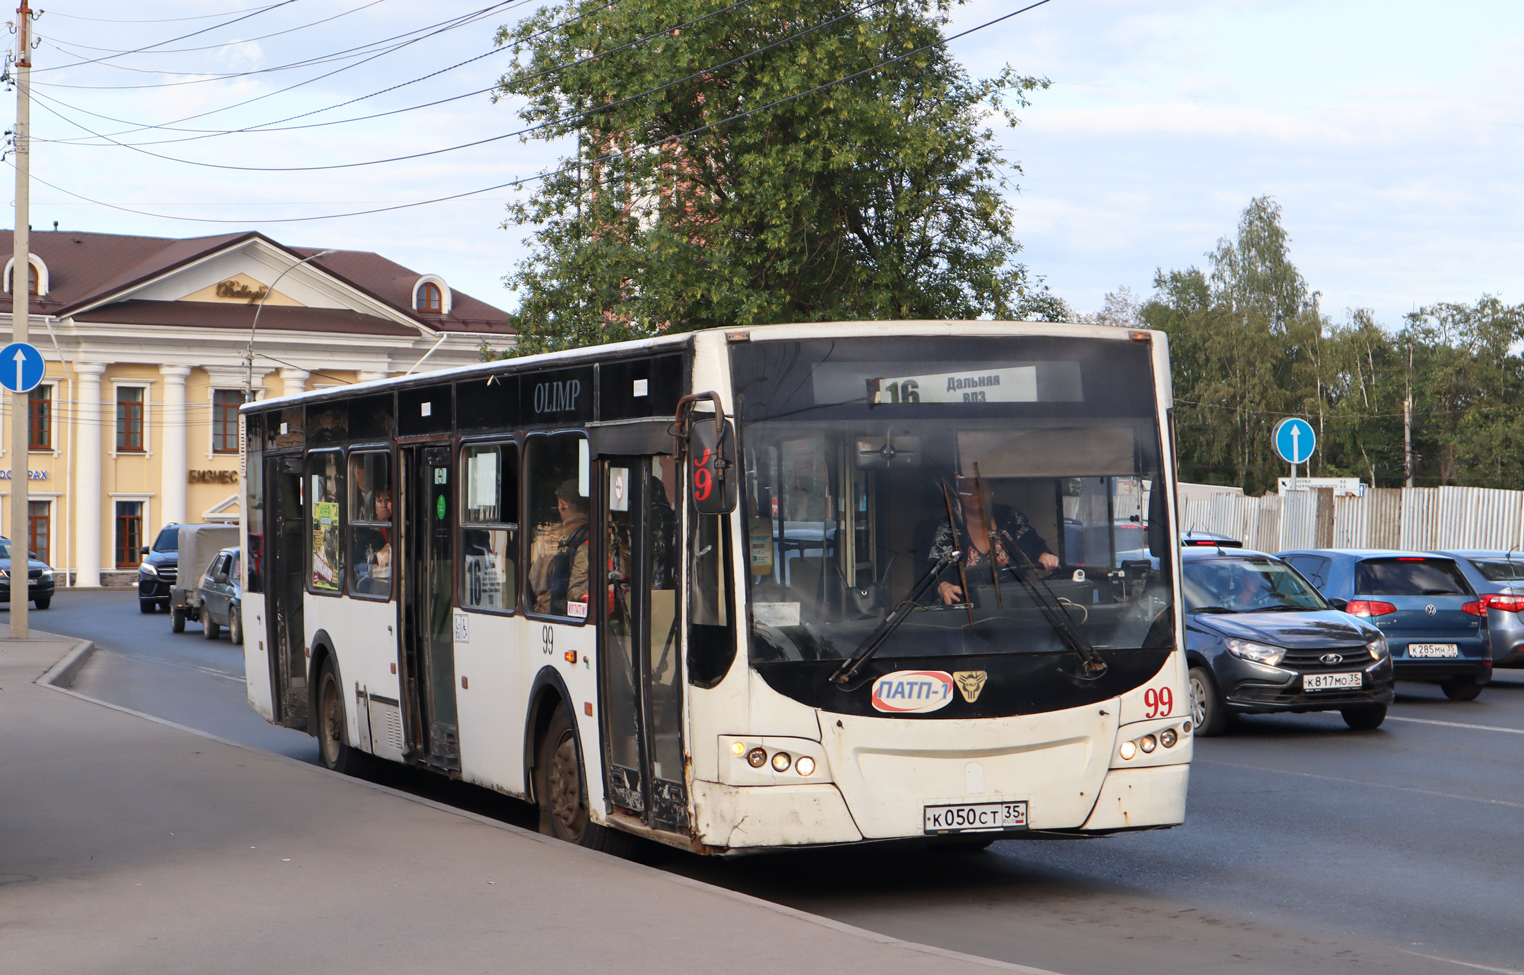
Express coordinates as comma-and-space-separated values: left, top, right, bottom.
14, 1, 1524, 330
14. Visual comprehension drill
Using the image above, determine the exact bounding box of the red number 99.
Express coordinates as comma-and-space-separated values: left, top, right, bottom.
1142, 687, 1173, 718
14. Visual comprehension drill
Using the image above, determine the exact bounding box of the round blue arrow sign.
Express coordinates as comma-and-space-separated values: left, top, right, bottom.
1274, 417, 1316, 465
0, 342, 44, 394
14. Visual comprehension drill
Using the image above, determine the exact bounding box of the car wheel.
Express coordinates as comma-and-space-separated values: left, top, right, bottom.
202, 616, 221, 640
1189, 665, 1230, 737
1441, 678, 1483, 701
170, 605, 186, 633
229, 607, 243, 645
139, 598, 154, 614
1341, 703, 1387, 730
33, 596, 49, 610
316, 659, 362, 774
536, 703, 638, 856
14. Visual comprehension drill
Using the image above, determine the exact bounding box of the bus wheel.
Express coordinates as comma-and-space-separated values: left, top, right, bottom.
538, 705, 592, 844
317, 659, 360, 775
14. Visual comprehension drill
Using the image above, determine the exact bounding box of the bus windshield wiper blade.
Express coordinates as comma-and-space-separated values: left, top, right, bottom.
830, 549, 959, 687
1002, 553, 1109, 680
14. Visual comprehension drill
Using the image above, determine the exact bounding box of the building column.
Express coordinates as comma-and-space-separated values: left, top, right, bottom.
160, 365, 189, 526
278, 367, 309, 398
74, 362, 105, 587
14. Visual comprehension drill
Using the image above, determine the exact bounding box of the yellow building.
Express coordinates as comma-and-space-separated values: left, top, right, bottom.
0, 229, 515, 585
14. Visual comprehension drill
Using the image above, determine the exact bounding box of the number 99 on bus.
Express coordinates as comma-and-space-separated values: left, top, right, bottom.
1143, 686, 1173, 718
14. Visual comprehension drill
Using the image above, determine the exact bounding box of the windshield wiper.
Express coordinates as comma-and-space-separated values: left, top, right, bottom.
1001, 551, 1109, 680
1191, 605, 1237, 614
829, 548, 960, 687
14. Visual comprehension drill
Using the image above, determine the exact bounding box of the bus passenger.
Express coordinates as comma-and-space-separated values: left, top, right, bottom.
532, 479, 590, 614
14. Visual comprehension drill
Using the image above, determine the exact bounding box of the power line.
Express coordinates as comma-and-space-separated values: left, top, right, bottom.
30, 1, 521, 89
43, 5, 280, 25
29, 0, 304, 75
20, 0, 1054, 224
33, 0, 877, 173
39, 1, 389, 60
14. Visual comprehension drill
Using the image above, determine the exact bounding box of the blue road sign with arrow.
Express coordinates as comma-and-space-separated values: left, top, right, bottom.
1274, 417, 1316, 465
0, 342, 44, 395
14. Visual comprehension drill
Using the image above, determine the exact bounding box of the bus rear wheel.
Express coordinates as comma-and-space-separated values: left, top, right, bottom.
536, 703, 637, 856
317, 659, 361, 775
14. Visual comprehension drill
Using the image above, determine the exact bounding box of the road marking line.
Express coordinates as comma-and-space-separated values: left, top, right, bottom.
1195, 759, 1524, 810
1397, 947, 1524, 974
1386, 715, 1524, 734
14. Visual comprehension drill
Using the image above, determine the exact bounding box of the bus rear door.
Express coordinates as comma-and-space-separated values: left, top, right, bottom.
600, 456, 688, 833
266, 454, 307, 729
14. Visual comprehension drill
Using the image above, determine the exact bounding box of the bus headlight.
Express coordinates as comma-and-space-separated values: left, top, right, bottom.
746, 747, 767, 768
1139, 734, 1158, 754
795, 756, 816, 776
1160, 729, 1178, 748
770, 751, 792, 772
1119, 740, 1137, 761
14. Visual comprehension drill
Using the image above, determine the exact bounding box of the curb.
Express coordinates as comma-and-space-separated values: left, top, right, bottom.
35, 636, 94, 688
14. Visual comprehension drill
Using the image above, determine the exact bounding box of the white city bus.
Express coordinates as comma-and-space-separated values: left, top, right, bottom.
240, 321, 1191, 854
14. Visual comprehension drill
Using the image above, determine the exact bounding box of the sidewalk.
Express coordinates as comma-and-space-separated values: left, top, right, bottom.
0, 634, 1052, 975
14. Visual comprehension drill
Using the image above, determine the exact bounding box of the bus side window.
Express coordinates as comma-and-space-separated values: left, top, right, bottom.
348, 451, 393, 600
526, 434, 590, 619
461, 442, 519, 613
688, 512, 735, 687
307, 450, 345, 595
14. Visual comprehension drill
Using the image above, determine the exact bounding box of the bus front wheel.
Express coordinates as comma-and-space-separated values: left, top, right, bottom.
317, 659, 361, 775
536, 703, 638, 856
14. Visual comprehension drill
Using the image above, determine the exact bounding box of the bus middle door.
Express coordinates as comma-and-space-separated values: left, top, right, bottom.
267, 454, 308, 729
600, 456, 688, 833
402, 444, 460, 771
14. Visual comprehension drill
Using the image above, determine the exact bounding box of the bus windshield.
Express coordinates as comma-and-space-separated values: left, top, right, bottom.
731, 336, 1175, 671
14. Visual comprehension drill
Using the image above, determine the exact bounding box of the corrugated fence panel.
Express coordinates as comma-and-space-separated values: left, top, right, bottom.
1399, 488, 1436, 551
1369, 489, 1402, 549
1279, 491, 1317, 551
1332, 494, 1367, 548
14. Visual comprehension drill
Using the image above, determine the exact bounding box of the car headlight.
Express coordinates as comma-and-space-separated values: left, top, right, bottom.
1225, 639, 1286, 667
1366, 636, 1389, 659
40, 568, 53, 580
140, 562, 158, 577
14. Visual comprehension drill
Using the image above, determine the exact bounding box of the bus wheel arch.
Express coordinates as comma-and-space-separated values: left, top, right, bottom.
523, 667, 576, 801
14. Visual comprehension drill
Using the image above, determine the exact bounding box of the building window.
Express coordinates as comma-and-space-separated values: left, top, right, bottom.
415, 281, 442, 313
7, 261, 37, 294
212, 389, 241, 454
28, 385, 50, 450
28, 500, 49, 563
115, 501, 143, 568
117, 387, 145, 452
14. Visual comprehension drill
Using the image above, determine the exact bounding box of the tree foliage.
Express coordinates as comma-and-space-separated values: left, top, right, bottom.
1143, 197, 1524, 492
493, 0, 1054, 354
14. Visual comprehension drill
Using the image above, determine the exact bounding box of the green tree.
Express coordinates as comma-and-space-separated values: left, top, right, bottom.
493, 0, 1053, 354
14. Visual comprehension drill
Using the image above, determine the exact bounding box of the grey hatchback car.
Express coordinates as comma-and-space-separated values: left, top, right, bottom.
1430, 551, 1524, 666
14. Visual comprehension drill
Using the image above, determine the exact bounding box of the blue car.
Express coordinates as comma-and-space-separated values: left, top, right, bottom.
1430, 551, 1524, 667
1278, 549, 1491, 700
1182, 547, 1393, 735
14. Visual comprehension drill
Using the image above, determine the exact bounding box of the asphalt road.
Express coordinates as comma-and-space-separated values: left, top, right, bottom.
37, 588, 1524, 975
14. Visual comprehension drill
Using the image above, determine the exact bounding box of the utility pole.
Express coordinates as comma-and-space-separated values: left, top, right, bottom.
8, 0, 32, 639
1403, 343, 1414, 490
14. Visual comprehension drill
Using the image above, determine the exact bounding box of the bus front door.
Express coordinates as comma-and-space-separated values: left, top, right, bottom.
267, 454, 308, 729
601, 456, 688, 833
401, 444, 460, 771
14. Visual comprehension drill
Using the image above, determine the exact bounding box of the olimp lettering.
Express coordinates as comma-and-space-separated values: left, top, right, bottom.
534, 380, 582, 414
946, 374, 1000, 392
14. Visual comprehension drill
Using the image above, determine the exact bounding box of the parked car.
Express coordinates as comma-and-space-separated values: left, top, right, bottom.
1278, 549, 1491, 700
188, 547, 242, 644
0, 536, 55, 609
137, 523, 184, 613
1181, 529, 1243, 548
1183, 547, 1393, 734
1430, 550, 1524, 666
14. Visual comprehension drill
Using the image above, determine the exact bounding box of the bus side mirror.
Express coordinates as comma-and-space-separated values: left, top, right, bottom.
689, 415, 737, 514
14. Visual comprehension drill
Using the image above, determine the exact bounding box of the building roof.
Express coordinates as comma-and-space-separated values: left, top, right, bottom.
0, 228, 514, 336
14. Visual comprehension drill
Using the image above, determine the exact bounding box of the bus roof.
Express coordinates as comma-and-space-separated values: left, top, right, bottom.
242, 319, 1161, 414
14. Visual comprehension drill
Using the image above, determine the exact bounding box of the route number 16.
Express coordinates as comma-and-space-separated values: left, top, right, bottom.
1143, 686, 1173, 718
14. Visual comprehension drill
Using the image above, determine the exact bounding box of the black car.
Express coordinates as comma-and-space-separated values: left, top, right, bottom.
1183, 547, 1393, 734
0, 535, 56, 609
137, 524, 183, 613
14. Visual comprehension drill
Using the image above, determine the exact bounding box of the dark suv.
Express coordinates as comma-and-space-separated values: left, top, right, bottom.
137, 524, 182, 613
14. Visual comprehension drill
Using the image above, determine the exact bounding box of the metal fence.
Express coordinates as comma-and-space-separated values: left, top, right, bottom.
1182, 485, 1524, 554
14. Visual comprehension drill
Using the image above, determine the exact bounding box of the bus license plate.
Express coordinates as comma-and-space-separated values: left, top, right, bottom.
1303, 672, 1363, 691
1409, 643, 1459, 658
924, 801, 1028, 834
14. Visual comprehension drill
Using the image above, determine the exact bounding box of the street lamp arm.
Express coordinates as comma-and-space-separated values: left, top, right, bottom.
243, 249, 333, 401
